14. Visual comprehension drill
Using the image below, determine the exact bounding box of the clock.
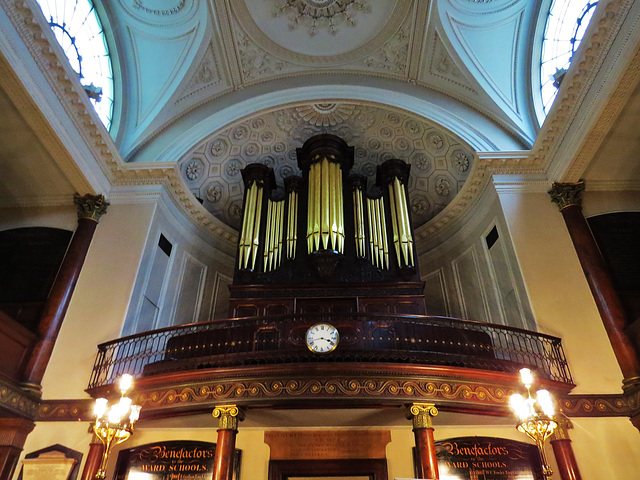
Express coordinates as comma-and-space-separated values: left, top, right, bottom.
305, 323, 339, 353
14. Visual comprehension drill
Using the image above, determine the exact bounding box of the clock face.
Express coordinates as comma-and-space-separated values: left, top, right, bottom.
305, 323, 339, 353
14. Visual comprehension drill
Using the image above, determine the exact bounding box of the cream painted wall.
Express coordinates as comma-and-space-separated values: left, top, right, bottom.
41, 202, 157, 399
15, 418, 640, 480
496, 190, 623, 394
0, 204, 77, 231
582, 190, 640, 218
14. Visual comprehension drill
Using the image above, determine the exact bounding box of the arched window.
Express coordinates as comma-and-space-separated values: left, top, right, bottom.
35, 0, 114, 130
539, 1, 598, 117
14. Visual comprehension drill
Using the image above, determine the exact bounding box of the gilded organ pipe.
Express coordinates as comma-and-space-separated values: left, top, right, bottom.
353, 184, 366, 258
306, 155, 345, 254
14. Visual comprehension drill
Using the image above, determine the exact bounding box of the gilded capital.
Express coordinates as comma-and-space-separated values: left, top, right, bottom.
212, 405, 245, 430
73, 193, 109, 221
548, 181, 585, 211
406, 402, 438, 429
550, 416, 573, 441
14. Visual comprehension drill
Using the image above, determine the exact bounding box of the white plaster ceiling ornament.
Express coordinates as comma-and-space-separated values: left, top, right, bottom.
178, 101, 474, 231
133, 0, 186, 15
272, 0, 371, 36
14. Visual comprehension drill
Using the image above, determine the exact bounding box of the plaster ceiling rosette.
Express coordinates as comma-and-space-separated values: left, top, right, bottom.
178, 101, 474, 231
231, 0, 412, 66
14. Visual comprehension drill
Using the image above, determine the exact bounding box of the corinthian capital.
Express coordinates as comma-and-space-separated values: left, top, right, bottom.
548, 181, 585, 211
73, 193, 109, 221
212, 405, 245, 430
406, 402, 438, 429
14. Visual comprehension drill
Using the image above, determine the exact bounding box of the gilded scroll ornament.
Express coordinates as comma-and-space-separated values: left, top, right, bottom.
212, 404, 245, 430
407, 402, 438, 429
548, 180, 585, 211
73, 193, 109, 221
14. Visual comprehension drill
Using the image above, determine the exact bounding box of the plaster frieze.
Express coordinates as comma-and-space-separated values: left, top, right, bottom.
0, 379, 39, 419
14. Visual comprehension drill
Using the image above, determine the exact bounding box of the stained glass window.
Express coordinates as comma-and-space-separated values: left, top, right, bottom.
35, 0, 114, 130
540, 1, 598, 115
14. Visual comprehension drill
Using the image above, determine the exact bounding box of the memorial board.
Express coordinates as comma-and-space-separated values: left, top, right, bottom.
264, 430, 391, 459
416, 437, 544, 480
113, 440, 241, 480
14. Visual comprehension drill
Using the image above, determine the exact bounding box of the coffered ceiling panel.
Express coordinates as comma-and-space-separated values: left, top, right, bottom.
177, 101, 474, 231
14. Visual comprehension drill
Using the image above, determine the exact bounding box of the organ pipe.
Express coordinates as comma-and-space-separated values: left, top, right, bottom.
306, 155, 345, 254
352, 180, 366, 258
236, 136, 419, 282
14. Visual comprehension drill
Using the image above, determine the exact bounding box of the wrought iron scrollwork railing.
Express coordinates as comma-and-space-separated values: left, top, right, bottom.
88, 314, 572, 389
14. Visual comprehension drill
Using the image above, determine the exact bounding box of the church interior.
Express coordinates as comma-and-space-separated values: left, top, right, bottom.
1, 0, 640, 479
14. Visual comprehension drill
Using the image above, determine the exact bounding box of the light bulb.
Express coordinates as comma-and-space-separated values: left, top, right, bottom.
94, 398, 108, 418
536, 389, 555, 417
510, 393, 528, 421
519, 368, 533, 388
129, 405, 141, 423
119, 374, 134, 394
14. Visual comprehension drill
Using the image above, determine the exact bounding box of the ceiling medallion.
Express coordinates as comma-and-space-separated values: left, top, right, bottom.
294, 103, 356, 126
272, 0, 371, 36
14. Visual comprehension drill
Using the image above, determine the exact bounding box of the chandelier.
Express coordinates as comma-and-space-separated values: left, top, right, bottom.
509, 368, 557, 478
92, 374, 141, 479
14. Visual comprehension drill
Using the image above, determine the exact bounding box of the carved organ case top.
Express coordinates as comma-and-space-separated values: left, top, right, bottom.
234, 134, 421, 288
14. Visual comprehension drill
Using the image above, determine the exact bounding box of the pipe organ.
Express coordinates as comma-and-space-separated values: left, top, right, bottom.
234, 134, 420, 285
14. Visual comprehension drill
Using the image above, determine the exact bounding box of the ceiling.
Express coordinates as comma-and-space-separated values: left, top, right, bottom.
0, 0, 639, 245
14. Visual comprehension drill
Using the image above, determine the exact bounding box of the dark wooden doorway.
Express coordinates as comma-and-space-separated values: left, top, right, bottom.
268, 459, 388, 480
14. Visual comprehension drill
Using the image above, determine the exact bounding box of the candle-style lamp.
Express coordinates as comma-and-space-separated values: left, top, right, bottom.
92, 374, 141, 479
509, 368, 557, 478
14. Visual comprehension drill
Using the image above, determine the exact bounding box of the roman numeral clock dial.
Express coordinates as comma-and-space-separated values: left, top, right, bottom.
305, 323, 339, 353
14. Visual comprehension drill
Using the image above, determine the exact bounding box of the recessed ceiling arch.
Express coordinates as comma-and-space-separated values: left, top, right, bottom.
129, 80, 527, 164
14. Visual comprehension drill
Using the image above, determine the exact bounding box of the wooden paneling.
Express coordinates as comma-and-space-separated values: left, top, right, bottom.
0, 310, 36, 381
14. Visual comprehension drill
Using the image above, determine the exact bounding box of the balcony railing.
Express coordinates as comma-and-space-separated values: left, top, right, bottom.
88, 313, 572, 389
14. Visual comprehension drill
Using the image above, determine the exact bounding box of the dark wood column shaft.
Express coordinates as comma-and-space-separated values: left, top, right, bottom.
414, 427, 439, 480
550, 419, 582, 480
22, 194, 108, 389
549, 182, 640, 385
0, 417, 35, 480
212, 405, 244, 480
551, 439, 582, 480
407, 403, 439, 479
79, 434, 104, 480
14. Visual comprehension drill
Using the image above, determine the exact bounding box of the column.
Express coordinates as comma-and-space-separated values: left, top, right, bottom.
0, 417, 35, 480
21, 193, 109, 392
548, 181, 640, 389
79, 432, 105, 480
550, 418, 582, 480
212, 405, 244, 480
406, 403, 439, 479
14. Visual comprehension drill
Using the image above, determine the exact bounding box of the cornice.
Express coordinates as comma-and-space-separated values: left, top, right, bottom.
531, 0, 636, 178
1, 0, 238, 255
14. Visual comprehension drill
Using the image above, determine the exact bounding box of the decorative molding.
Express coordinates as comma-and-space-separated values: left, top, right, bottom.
271, 0, 372, 36
406, 402, 438, 429
133, 0, 186, 16
176, 42, 223, 103
73, 193, 110, 221
532, 0, 636, 176
0, 379, 40, 419
212, 404, 245, 430
559, 393, 632, 417
36, 399, 94, 422
548, 180, 585, 211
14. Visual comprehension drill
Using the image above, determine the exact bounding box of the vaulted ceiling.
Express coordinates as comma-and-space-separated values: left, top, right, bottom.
1, 0, 639, 253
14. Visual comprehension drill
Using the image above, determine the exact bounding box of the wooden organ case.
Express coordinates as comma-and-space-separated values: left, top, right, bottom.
229, 134, 426, 318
